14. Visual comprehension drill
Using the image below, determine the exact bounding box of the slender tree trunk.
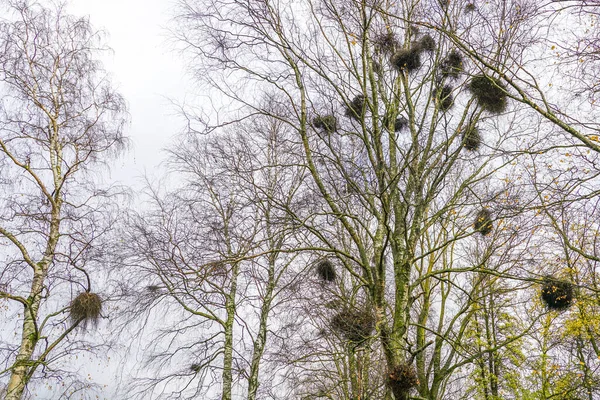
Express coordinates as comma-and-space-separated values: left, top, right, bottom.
416, 280, 430, 398
247, 256, 276, 400
6, 204, 61, 400
222, 262, 239, 400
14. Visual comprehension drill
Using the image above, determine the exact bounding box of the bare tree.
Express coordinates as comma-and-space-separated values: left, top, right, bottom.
0, 1, 127, 398
113, 112, 305, 400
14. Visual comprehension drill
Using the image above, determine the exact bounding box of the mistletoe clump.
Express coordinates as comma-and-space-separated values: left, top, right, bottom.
465, 3, 476, 12
393, 116, 408, 132
331, 308, 375, 343
388, 363, 419, 399
462, 125, 481, 151
391, 48, 422, 72
469, 74, 508, 114
383, 114, 408, 132
345, 95, 367, 120
190, 364, 201, 373
438, 85, 454, 111
441, 49, 464, 79
316, 259, 336, 282
541, 278, 574, 310
70, 292, 102, 327
373, 31, 398, 53
474, 209, 493, 236
418, 34, 436, 52
313, 115, 338, 133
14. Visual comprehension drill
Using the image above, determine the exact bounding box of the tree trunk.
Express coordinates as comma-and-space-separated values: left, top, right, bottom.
221, 262, 239, 400
6, 202, 61, 400
5, 272, 44, 400
247, 256, 275, 400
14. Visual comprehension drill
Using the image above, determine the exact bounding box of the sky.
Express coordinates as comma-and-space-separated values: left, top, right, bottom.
68, 0, 192, 189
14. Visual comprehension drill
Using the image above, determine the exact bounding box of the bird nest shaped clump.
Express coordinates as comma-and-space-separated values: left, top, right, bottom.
373, 31, 398, 53
438, 85, 454, 111
462, 125, 481, 151
388, 363, 419, 399
316, 259, 336, 282
393, 116, 408, 132
331, 308, 375, 343
345, 95, 367, 120
541, 278, 574, 310
146, 285, 162, 294
312, 115, 338, 133
190, 363, 201, 373
474, 209, 493, 236
70, 292, 102, 326
469, 75, 508, 114
465, 3, 476, 12
383, 114, 408, 132
419, 34, 436, 52
391, 48, 422, 73
441, 50, 464, 79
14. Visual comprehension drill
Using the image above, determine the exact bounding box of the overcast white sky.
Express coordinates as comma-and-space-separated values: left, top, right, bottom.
68, 0, 192, 189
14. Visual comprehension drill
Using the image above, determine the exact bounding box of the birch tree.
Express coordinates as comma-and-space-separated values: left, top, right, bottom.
115, 113, 303, 400
0, 1, 127, 398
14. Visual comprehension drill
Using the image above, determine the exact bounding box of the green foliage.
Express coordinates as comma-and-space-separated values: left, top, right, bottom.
562, 297, 600, 339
